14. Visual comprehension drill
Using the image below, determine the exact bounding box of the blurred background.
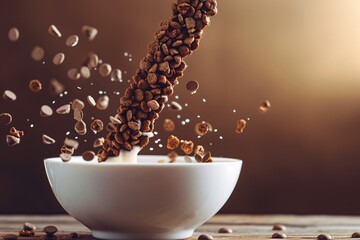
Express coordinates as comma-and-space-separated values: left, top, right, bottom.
1, 0, 360, 214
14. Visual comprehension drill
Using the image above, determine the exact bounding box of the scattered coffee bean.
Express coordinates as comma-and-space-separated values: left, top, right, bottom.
110, 116, 122, 125
44, 225, 58, 235
40, 105, 53, 117
351, 232, 360, 238
273, 224, 286, 231
66, 35, 79, 47
163, 119, 175, 132
317, 234, 332, 240
82, 150, 95, 161
9, 127, 24, 138
19, 230, 34, 237
3, 234, 17, 240
48, 25, 62, 37
73, 109, 83, 121
29, 79, 42, 92
23, 222, 36, 231
236, 119, 247, 134
272, 232, 286, 239
260, 100, 271, 112
203, 151, 213, 162
69, 232, 80, 239
147, 99, 160, 110
6, 135, 20, 146
64, 138, 79, 149
56, 104, 71, 115
93, 137, 104, 148
3, 90, 17, 101
181, 140, 194, 155
198, 234, 213, 240
87, 95, 96, 107
42, 134, 56, 144
98, 63, 112, 77
31, 46, 45, 61
53, 52, 65, 65
82, 25, 98, 41
0, 113, 12, 126
168, 151, 178, 162
218, 227, 233, 233
169, 101, 182, 111
167, 135, 180, 150
111, 69, 122, 81
96, 95, 109, 110
61, 145, 74, 155
74, 120, 87, 135
72, 99, 85, 110
80, 66, 91, 79
194, 153, 203, 162
184, 155, 192, 163
8, 27, 20, 42
67, 68, 81, 80
60, 153, 71, 162
195, 122, 209, 136
186, 80, 199, 94
49, 79, 65, 96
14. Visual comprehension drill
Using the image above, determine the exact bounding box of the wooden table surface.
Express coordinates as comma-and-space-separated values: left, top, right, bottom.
1, 214, 360, 239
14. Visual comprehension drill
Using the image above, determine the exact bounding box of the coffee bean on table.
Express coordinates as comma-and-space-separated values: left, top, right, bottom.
8, 27, 20, 42
66, 35, 79, 47
53, 52, 65, 65
6, 135, 20, 146
31, 46, 45, 61
169, 101, 182, 111
273, 224, 286, 231
3, 90, 17, 101
56, 104, 71, 115
29, 79, 42, 92
272, 232, 287, 239
19, 230, 34, 237
69, 232, 80, 239
82, 150, 95, 161
40, 105, 53, 117
3, 234, 17, 240
44, 225, 58, 235
317, 234, 332, 240
218, 227, 233, 233
352, 232, 360, 238
82, 25, 98, 41
0, 113, 12, 126
98, 63, 112, 77
23, 222, 36, 231
198, 234, 213, 240
48, 25, 62, 37
42, 134, 56, 144
186, 80, 199, 94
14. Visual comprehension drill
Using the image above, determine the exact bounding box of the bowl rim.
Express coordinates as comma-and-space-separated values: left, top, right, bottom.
44, 155, 242, 167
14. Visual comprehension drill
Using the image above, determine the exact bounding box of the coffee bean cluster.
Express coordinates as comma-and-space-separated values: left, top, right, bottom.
98, 0, 218, 162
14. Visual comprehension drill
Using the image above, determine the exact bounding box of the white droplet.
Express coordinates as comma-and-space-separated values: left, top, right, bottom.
66, 131, 70, 136
149, 147, 154, 151
124, 52, 128, 57
77, 86, 81, 90
30, 124, 34, 128
197, 115, 201, 118
184, 103, 188, 107
185, 119, 190, 123
175, 95, 179, 99
59, 93, 63, 97
202, 98, 206, 103
181, 121, 186, 125
154, 131, 158, 135
233, 109, 236, 113
159, 144, 163, 148
99, 91, 103, 94
214, 129, 218, 132
52, 101, 56, 104
177, 115, 181, 119
219, 136, 223, 139
75, 136, 78, 139
64, 91, 68, 95
197, 135, 201, 139
247, 117, 250, 121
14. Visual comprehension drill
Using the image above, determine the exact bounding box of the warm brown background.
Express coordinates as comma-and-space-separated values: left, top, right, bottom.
1, 0, 360, 214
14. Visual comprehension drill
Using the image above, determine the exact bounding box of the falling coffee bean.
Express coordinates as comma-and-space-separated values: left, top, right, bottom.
31, 46, 45, 61
82, 25, 98, 41
56, 104, 71, 115
73, 109, 84, 121
96, 95, 109, 110
8, 27, 20, 42
69, 232, 80, 239
67, 68, 81, 80
198, 234, 213, 240
3, 90, 17, 101
218, 227, 233, 233
273, 224, 286, 231
98, 63, 112, 77
53, 52, 65, 65
93, 137, 104, 148
48, 25, 62, 38
87, 95, 96, 107
317, 234, 332, 240
72, 99, 85, 111
6, 135, 20, 146
186, 80, 199, 94
169, 101, 182, 111
44, 225, 58, 236
0, 113, 12, 126
19, 230, 34, 237
74, 120, 87, 135
64, 138, 79, 150
259, 100, 271, 112
82, 150, 95, 161
49, 79, 65, 96
29, 79, 42, 92
40, 105, 53, 117
80, 66, 91, 79
272, 232, 287, 239
66, 35, 79, 47
42, 134, 56, 145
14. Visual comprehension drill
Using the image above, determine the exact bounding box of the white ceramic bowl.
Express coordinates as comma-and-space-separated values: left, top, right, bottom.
44, 155, 242, 240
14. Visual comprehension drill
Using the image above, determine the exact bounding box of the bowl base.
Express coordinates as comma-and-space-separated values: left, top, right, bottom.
92, 229, 194, 240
